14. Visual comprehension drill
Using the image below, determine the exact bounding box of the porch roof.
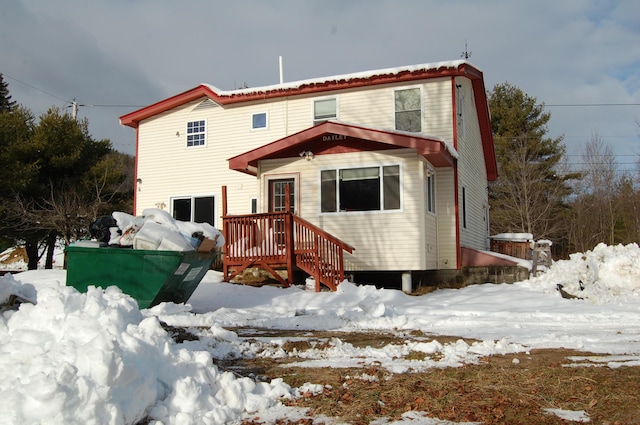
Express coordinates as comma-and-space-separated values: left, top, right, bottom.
228, 121, 457, 176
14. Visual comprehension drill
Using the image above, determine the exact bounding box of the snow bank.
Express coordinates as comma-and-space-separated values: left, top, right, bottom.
523, 243, 640, 303
0, 274, 291, 425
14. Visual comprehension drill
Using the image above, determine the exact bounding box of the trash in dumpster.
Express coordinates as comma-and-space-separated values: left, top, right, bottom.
68, 209, 224, 308
88, 208, 224, 253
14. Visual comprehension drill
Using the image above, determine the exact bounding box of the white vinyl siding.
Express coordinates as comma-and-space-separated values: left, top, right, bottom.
134, 75, 479, 271
259, 149, 427, 271
455, 78, 489, 251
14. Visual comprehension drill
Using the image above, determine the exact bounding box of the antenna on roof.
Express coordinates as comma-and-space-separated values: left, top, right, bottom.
279, 56, 284, 84
461, 40, 472, 60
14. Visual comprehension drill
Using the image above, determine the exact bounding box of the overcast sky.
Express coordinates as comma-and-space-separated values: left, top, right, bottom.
2, 0, 639, 173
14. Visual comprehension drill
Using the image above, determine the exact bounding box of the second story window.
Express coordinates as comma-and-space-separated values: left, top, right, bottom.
394, 88, 421, 132
252, 112, 267, 130
186, 120, 206, 147
313, 98, 337, 125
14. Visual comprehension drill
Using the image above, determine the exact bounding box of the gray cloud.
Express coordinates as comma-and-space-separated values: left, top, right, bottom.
1, 0, 639, 165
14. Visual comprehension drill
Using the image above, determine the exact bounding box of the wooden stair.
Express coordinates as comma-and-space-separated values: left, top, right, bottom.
220, 186, 354, 291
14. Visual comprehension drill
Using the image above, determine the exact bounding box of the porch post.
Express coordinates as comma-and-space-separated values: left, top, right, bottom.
285, 184, 294, 286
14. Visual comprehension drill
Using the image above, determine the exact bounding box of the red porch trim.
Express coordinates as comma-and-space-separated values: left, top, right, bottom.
228, 121, 455, 176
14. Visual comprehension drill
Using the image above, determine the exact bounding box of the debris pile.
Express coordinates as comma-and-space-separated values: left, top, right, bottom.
86, 208, 224, 253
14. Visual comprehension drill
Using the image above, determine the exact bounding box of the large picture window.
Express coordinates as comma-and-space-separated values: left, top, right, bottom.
186, 120, 206, 147
394, 88, 421, 132
321, 165, 401, 213
313, 98, 337, 125
172, 195, 215, 226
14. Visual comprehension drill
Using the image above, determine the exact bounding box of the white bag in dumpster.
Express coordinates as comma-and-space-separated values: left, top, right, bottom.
96, 209, 224, 252
133, 221, 194, 251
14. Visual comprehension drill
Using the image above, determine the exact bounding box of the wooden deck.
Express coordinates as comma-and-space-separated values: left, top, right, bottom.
221, 186, 354, 291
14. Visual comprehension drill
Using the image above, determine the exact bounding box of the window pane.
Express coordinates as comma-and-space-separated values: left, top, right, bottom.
252, 113, 266, 129
383, 165, 400, 210
186, 120, 206, 146
340, 168, 380, 211
395, 110, 421, 132
194, 196, 214, 226
340, 167, 379, 181
321, 170, 337, 212
172, 198, 191, 222
395, 88, 420, 110
314, 98, 336, 121
395, 88, 421, 132
270, 180, 295, 212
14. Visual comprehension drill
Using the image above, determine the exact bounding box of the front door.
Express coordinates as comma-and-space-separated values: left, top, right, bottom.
268, 178, 295, 212
268, 178, 295, 246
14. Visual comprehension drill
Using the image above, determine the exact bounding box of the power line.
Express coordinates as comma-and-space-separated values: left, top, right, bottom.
2, 73, 71, 103
543, 103, 640, 107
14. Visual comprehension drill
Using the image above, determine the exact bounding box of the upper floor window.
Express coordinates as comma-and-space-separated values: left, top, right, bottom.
313, 98, 337, 125
252, 112, 267, 130
186, 120, 206, 147
394, 88, 421, 132
321, 165, 401, 213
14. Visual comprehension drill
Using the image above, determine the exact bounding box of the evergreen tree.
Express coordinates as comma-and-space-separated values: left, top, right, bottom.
0, 106, 133, 268
488, 82, 577, 248
0, 74, 17, 113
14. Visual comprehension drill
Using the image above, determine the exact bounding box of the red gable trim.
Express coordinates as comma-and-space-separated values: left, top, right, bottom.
120, 85, 220, 127
228, 121, 455, 176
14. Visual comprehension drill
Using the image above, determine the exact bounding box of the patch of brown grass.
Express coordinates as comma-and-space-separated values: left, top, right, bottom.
223, 330, 640, 425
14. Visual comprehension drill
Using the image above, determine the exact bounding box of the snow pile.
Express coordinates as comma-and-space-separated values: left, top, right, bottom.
524, 242, 640, 303
0, 274, 291, 425
0, 243, 639, 424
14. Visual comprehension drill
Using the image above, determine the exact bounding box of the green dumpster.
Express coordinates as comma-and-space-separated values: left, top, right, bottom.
65, 245, 219, 308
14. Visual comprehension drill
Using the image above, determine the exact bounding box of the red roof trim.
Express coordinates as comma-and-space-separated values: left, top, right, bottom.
119, 85, 220, 127
122, 62, 479, 124
121, 61, 496, 180
228, 121, 455, 176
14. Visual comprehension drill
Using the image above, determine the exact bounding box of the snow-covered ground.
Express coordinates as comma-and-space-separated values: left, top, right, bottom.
1, 242, 640, 424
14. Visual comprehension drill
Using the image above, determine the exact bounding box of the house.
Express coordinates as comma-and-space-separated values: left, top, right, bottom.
120, 59, 508, 290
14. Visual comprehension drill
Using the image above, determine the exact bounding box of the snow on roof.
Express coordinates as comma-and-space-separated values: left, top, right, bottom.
203, 59, 472, 96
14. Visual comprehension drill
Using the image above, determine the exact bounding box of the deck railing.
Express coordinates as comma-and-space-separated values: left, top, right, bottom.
221, 211, 353, 291
292, 215, 354, 291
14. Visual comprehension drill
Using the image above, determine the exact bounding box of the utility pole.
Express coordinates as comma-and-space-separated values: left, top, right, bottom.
70, 98, 79, 120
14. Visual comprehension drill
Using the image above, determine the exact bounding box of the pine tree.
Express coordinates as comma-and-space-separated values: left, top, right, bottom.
0, 74, 17, 113
488, 82, 577, 246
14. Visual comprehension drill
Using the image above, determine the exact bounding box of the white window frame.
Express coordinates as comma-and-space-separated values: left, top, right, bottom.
319, 163, 403, 215
424, 164, 436, 214
251, 112, 268, 130
170, 194, 217, 227
186, 119, 206, 148
313, 97, 338, 125
394, 86, 423, 133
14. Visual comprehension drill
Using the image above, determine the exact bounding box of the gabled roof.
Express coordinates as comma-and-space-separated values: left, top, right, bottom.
119, 60, 496, 179
228, 121, 457, 176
